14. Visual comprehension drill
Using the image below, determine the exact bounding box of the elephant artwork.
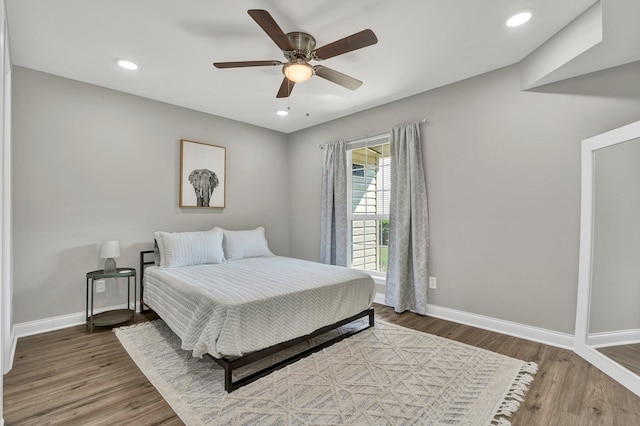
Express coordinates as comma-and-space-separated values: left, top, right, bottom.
179, 139, 226, 208
188, 169, 219, 207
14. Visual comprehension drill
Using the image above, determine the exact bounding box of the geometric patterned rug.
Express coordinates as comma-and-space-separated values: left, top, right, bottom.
115, 319, 537, 425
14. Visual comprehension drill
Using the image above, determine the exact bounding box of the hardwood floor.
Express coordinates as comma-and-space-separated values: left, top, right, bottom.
599, 344, 640, 377
4, 304, 640, 425
3, 312, 181, 426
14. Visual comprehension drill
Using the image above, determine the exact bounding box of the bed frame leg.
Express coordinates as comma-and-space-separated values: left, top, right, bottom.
224, 365, 233, 393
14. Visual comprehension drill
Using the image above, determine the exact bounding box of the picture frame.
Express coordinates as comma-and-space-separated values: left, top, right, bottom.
179, 139, 226, 208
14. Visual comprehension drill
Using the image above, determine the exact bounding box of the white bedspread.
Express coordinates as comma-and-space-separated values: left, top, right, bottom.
143, 256, 375, 358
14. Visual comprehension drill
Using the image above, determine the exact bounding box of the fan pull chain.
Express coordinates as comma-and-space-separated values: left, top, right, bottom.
306, 84, 310, 117
287, 79, 291, 112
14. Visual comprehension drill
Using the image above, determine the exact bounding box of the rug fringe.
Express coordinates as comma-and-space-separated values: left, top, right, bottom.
491, 361, 538, 426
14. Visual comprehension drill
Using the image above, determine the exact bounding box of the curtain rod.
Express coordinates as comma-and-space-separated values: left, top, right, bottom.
318, 118, 426, 149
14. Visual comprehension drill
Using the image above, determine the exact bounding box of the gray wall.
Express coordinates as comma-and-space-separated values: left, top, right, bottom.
12, 67, 290, 323
591, 137, 640, 333
12, 61, 640, 335
287, 63, 640, 335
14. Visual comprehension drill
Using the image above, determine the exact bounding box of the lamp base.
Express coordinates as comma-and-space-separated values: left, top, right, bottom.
104, 258, 117, 274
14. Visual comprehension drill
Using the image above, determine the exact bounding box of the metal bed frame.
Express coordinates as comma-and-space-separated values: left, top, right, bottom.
139, 250, 375, 392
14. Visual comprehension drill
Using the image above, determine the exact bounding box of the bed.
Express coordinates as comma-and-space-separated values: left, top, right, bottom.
139, 226, 376, 392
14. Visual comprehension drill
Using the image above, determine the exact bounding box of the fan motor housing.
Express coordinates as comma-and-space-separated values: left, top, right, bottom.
284, 32, 316, 61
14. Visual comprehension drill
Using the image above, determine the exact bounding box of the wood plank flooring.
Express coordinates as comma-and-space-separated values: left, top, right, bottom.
4, 304, 640, 425
3, 312, 181, 426
599, 344, 640, 377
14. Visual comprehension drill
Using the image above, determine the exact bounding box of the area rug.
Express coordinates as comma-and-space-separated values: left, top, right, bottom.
115, 319, 537, 425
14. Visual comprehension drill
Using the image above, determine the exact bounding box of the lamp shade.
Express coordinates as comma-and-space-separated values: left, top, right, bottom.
283, 61, 313, 83
100, 240, 120, 259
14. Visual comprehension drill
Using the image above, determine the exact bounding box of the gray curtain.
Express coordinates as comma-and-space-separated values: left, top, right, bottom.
385, 123, 430, 314
320, 140, 348, 266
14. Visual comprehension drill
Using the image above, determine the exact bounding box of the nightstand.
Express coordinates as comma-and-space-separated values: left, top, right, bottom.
86, 268, 136, 333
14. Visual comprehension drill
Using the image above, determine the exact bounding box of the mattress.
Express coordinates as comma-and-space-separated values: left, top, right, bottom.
143, 256, 376, 358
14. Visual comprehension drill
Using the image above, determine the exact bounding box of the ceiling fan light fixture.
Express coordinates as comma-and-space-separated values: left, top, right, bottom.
283, 60, 313, 83
214, 9, 378, 98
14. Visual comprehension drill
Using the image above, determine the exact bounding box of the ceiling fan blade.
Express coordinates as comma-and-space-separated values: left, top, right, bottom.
277, 77, 295, 98
247, 9, 295, 52
313, 29, 378, 60
314, 66, 362, 90
213, 60, 282, 69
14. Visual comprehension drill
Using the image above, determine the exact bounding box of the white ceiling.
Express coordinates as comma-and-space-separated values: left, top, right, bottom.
6, 0, 599, 134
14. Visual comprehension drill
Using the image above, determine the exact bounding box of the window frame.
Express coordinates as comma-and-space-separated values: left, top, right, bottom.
346, 133, 391, 283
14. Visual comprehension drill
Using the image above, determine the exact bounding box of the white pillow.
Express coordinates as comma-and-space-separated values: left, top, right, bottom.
153, 239, 160, 266
222, 227, 274, 260
154, 228, 225, 268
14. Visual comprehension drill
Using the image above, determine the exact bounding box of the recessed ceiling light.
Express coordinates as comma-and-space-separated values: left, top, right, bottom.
506, 11, 532, 27
276, 109, 289, 116
116, 59, 138, 70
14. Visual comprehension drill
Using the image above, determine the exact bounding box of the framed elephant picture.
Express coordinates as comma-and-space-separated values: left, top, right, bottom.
179, 139, 226, 208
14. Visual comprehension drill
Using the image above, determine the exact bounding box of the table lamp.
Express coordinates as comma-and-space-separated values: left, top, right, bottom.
100, 240, 120, 273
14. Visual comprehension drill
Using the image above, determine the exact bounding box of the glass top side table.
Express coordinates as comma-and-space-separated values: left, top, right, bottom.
86, 268, 136, 333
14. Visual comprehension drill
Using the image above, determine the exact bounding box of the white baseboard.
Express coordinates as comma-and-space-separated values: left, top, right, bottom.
373, 291, 386, 305
6, 327, 15, 373
374, 292, 574, 350
587, 329, 640, 348
2, 326, 16, 374
15, 296, 575, 351
14, 302, 138, 339
426, 304, 575, 349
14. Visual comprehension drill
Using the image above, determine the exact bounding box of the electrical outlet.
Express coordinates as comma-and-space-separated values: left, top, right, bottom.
429, 276, 437, 289
95, 280, 106, 293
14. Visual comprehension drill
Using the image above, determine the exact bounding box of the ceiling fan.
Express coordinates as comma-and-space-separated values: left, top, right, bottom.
213, 9, 378, 98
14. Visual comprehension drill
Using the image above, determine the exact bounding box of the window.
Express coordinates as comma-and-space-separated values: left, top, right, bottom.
347, 136, 390, 277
